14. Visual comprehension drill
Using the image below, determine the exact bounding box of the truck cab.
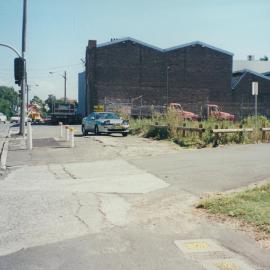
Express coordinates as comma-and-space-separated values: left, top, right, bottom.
202, 104, 235, 121
169, 103, 199, 121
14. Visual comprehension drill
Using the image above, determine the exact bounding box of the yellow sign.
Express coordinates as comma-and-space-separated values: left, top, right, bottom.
94, 105, 104, 112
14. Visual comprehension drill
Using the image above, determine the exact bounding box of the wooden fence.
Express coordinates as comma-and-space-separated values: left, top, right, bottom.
150, 123, 270, 146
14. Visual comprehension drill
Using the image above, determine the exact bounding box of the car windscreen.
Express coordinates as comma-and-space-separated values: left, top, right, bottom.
96, 113, 120, 119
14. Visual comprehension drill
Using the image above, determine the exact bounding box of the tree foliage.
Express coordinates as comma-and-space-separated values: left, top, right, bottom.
0, 86, 19, 118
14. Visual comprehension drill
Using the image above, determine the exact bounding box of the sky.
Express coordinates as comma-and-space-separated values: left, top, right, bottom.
0, 0, 269, 101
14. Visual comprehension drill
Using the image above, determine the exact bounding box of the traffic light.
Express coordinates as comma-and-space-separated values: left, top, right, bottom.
14, 57, 25, 86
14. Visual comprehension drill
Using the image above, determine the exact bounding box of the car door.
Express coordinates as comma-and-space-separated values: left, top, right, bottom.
88, 113, 96, 131
85, 113, 95, 131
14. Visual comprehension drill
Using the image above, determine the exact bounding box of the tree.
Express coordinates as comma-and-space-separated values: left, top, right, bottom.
31, 95, 43, 107
44, 94, 56, 113
30, 95, 46, 117
0, 86, 19, 118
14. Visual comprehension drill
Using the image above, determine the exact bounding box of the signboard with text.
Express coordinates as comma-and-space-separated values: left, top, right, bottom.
94, 105, 105, 112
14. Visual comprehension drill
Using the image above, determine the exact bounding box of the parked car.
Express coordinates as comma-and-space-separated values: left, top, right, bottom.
201, 104, 235, 121
0, 113, 7, 124
169, 103, 200, 121
10, 115, 31, 124
82, 112, 130, 136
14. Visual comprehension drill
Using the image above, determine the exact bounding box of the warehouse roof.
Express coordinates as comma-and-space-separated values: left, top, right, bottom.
97, 37, 233, 56
232, 69, 270, 89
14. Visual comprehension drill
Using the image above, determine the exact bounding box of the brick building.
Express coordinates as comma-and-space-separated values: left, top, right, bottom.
84, 37, 270, 118
232, 69, 270, 117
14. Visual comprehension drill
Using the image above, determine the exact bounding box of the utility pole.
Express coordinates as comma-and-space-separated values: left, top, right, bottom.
49, 71, 67, 102
64, 71, 67, 102
166, 66, 170, 106
19, 0, 27, 135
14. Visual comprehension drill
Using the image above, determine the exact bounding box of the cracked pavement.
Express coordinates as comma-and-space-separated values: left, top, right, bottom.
0, 125, 270, 270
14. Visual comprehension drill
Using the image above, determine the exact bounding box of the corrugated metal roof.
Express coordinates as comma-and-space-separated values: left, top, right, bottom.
233, 60, 270, 73
97, 37, 233, 56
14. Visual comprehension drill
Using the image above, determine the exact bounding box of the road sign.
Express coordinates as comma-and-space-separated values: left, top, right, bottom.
252, 82, 258, 95
94, 105, 104, 112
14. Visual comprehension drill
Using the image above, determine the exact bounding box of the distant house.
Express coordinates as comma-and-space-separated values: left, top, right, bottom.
78, 71, 86, 116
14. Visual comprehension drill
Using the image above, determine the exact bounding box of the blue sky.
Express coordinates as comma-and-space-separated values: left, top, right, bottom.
0, 0, 269, 100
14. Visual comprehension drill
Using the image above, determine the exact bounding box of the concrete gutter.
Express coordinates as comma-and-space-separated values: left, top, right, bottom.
0, 140, 9, 170
0, 128, 11, 170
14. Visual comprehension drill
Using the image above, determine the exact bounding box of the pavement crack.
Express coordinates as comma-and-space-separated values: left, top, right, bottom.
47, 164, 60, 179
62, 165, 77, 179
72, 193, 89, 230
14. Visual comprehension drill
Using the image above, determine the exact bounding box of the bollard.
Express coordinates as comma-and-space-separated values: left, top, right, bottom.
65, 126, 70, 141
27, 121, 33, 150
59, 122, 63, 138
69, 127, 75, 148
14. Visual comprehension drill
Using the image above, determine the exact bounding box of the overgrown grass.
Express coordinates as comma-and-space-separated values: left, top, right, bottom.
197, 183, 270, 234
129, 112, 270, 148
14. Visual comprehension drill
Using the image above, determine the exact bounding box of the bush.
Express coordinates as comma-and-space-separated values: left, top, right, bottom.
129, 112, 270, 148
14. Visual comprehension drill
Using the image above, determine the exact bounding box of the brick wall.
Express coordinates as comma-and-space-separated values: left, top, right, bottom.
85, 39, 236, 115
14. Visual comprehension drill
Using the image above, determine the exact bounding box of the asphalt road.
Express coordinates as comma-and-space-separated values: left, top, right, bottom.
1, 125, 270, 270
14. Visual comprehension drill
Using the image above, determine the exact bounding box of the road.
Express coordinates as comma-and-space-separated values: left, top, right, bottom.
0, 125, 269, 270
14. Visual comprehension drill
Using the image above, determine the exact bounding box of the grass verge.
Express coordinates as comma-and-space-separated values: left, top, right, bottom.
197, 183, 270, 234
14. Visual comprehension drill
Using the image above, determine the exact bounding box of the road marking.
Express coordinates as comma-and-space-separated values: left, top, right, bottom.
174, 239, 225, 253
201, 259, 255, 270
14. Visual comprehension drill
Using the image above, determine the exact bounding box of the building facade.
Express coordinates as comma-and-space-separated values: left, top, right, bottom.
77, 71, 86, 116
232, 70, 270, 117
85, 37, 270, 118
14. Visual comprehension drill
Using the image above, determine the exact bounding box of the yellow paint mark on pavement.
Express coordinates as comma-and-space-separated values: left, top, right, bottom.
184, 242, 209, 250
216, 261, 240, 270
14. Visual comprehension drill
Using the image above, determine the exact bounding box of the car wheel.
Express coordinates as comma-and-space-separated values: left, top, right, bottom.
122, 133, 128, 137
95, 125, 100, 135
81, 125, 88, 136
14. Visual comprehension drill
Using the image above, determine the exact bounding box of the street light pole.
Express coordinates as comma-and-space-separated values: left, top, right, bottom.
64, 71, 67, 102
26, 84, 39, 108
166, 66, 170, 106
19, 0, 27, 135
49, 71, 67, 102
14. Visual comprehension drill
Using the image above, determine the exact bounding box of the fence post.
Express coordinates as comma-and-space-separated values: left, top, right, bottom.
65, 126, 70, 141
261, 123, 266, 142
69, 127, 75, 148
239, 124, 243, 142
182, 123, 186, 137
59, 122, 63, 138
27, 121, 33, 150
213, 124, 219, 147
199, 123, 203, 139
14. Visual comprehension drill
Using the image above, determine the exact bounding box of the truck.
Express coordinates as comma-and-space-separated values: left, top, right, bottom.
50, 102, 76, 124
131, 102, 199, 120
201, 104, 235, 121
169, 103, 200, 121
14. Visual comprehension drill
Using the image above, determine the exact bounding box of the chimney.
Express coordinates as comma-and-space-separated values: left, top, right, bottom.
88, 40, 97, 49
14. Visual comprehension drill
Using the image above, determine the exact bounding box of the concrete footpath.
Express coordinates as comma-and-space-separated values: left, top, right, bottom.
0, 125, 269, 270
